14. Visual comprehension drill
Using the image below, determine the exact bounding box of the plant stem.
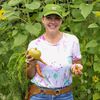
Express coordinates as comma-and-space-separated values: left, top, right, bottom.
24, 0, 31, 23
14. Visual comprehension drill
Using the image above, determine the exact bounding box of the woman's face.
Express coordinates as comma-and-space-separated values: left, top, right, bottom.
42, 14, 62, 33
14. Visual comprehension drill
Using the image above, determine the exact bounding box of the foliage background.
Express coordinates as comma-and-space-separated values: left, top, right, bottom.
0, 0, 100, 100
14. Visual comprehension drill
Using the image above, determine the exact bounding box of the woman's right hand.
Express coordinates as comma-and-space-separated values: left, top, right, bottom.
25, 52, 37, 78
25, 52, 37, 67
25, 51, 44, 78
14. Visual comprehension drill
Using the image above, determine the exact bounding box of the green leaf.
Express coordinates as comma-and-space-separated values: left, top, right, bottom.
12, 30, 18, 37
93, 62, 100, 73
45, 0, 53, 3
88, 23, 99, 28
32, 23, 41, 36
94, 55, 100, 62
72, 18, 85, 22
25, 1, 40, 10
72, 9, 83, 18
35, 13, 43, 22
86, 40, 98, 48
4, 11, 15, 18
70, 4, 79, 8
13, 34, 27, 47
0, 47, 5, 55
25, 23, 34, 34
73, 0, 84, 4
96, 82, 100, 91
69, 23, 82, 33
0, 73, 8, 86
0, 41, 9, 55
8, 0, 22, 6
86, 47, 98, 54
93, 93, 100, 100
79, 3, 93, 19
71, 9, 85, 22
62, 11, 70, 17
4, 11, 20, 21
25, 23, 41, 36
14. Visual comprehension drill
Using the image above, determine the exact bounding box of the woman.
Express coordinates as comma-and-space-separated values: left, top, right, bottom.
26, 4, 83, 100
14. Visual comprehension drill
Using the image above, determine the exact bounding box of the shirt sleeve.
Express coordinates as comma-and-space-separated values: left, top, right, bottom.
72, 37, 81, 61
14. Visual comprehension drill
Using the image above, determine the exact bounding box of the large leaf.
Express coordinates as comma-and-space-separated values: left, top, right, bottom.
0, 73, 9, 86
0, 41, 9, 55
94, 55, 100, 62
96, 82, 100, 91
86, 40, 98, 48
13, 34, 27, 47
73, 0, 84, 4
32, 23, 41, 36
93, 62, 100, 73
25, 23, 34, 34
25, 23, 41, 36
88, 23, 99, 28
69, 22, 82, 33
93, 93, 100, 100
79, 3, 93, 19
25, 1, 40, 10
71, 9, 85, 22
8, 0, 22, 6
70, 4, 79, 9
72, 9, 82, 18
4, 11, 20, 21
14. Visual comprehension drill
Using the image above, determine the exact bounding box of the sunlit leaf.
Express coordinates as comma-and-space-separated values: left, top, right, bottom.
0, 41, 8, 55
4, 11, 20, 21
0, 47, 7, 55
45, 0, 53, 3
12, 30, 18, 37
8, 0, 22, 6
70, 4, 79, 8
25, 1, 40, 10
25, 23, 41, 36
93, 93, 100, 100
96, 82, 100, 91
73, 0, 84, 4
79, 3, 93, 19
94, 55, 100, 62
72, 9, 85, 22
13, 34, 27, 47
86, 40, 98, 48
93, 62, 100, 72
88, 23, 99, 28
25, 23, 34, 34
32, 23, 41, 36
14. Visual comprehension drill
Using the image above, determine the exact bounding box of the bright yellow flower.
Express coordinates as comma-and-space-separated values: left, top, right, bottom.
95, 11, 100, 17
0, 9, 6, 20
0, 9, 5, 14
92, 75, 99, 83
0, 16, 6, 20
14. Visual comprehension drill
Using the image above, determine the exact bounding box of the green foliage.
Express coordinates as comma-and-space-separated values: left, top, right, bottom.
8, 0, 23, 6
25, 1, 41, 10
79, 3, 93, 19
0, 0, 100, 100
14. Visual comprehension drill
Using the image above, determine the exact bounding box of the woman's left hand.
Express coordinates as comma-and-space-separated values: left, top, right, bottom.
71, 64, 83, 75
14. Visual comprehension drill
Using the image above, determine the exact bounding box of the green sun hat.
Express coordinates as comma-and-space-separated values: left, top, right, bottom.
43, 4, 63, 19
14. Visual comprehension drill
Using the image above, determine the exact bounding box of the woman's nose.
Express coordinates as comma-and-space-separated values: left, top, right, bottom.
50, 18, 56, 22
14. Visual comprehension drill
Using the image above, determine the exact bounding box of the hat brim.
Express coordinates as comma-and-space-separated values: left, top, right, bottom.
44, 11, 63, 19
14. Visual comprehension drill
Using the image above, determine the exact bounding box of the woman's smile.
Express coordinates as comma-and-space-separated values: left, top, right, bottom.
47, 23, 58, 29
